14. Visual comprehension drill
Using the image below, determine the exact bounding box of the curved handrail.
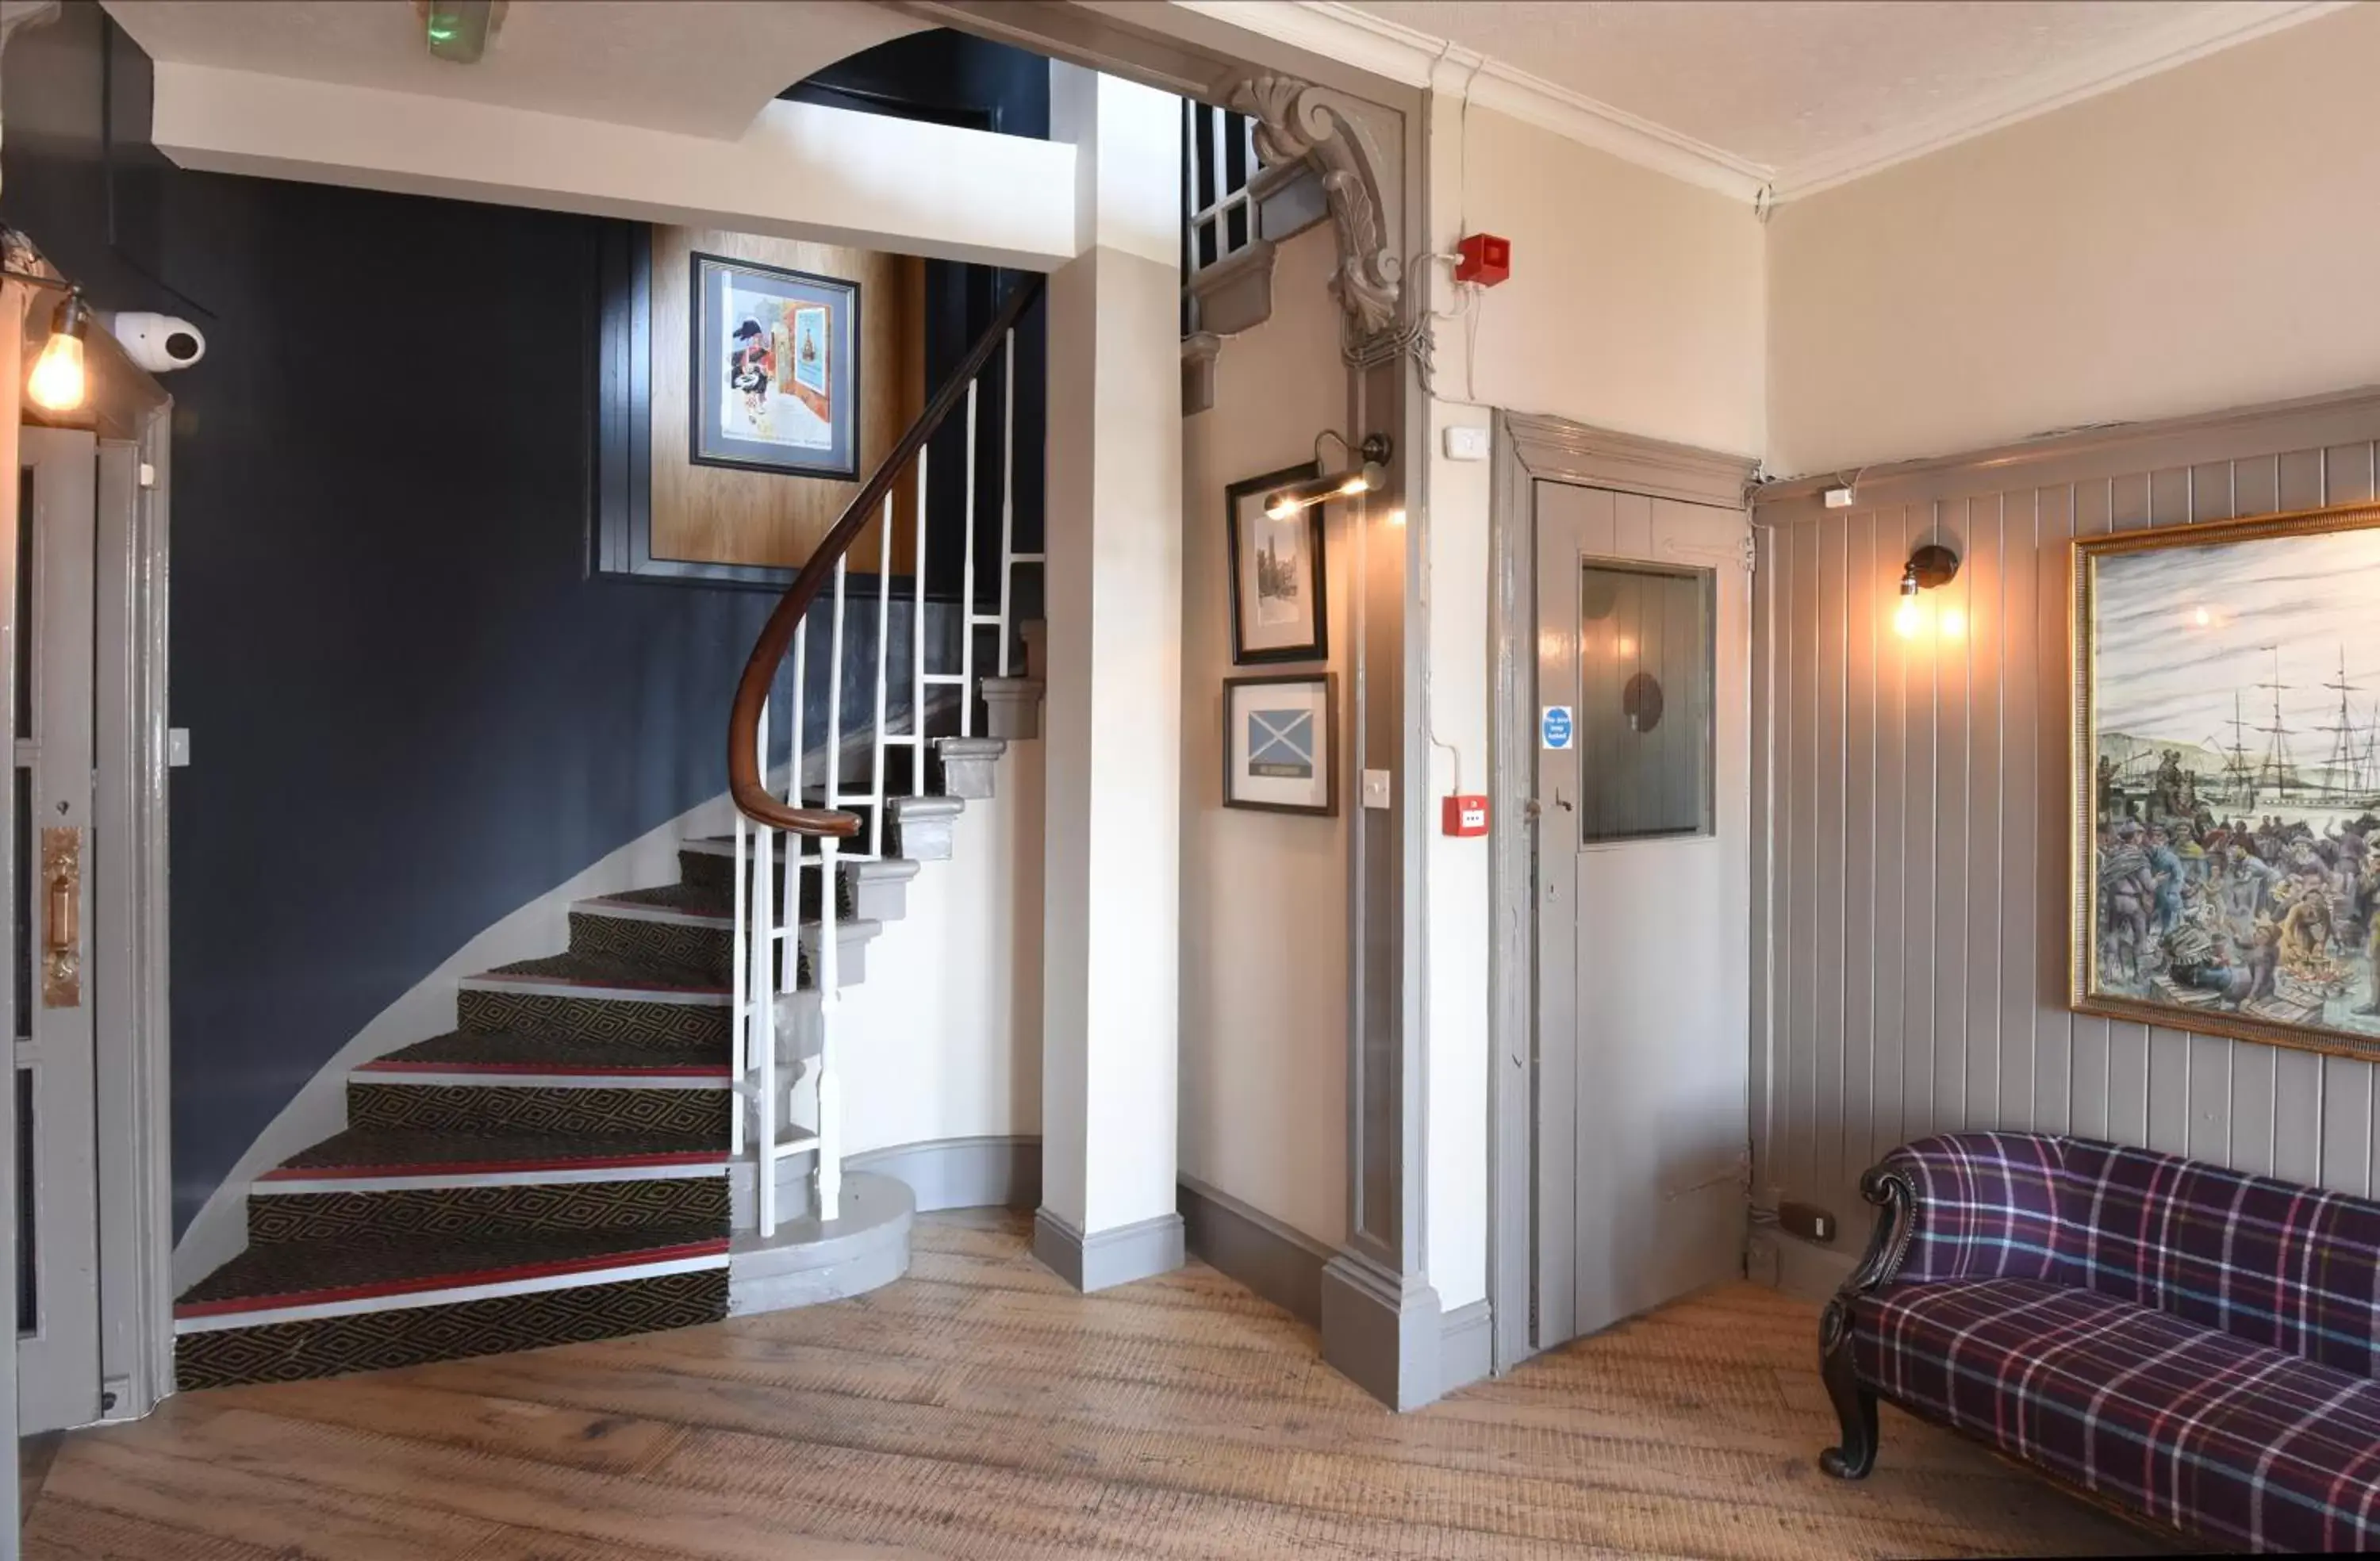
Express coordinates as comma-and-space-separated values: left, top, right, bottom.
727, 272, 1046, 835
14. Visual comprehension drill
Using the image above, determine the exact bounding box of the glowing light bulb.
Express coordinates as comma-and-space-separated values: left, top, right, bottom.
26, 328, 83, 412
2193, 606, 2213, 627
1940, 607, 1966, 641
1893, 600, 1924, 639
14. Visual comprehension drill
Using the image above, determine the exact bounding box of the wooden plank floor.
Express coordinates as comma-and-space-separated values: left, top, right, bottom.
27, 1210, 2155, 1559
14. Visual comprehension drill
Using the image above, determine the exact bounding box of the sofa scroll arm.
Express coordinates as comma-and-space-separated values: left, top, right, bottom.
1817, 1166, 1917, 1480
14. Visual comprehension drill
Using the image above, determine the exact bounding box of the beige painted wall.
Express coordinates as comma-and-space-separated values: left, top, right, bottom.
1437, 102, 1767, 460
1179, 224, 1351, 1249
1768, 3, 2380, 478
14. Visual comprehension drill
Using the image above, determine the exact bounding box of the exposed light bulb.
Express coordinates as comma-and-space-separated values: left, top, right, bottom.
27, 330, 84, 412
27, 290, 91, 413
1893, 600, 1924, 639
2193, 606, 2213, 627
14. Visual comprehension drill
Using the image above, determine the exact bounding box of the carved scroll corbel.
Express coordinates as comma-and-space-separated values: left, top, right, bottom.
1229, 76, 1403, 342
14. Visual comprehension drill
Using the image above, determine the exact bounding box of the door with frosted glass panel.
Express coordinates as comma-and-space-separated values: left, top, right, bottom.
1531, 480, 1751, 1351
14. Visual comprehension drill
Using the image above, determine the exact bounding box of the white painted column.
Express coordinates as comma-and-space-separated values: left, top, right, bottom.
1033, 62, 1186, 1292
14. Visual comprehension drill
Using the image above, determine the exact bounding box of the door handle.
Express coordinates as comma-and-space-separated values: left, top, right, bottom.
41, 825, 79, 1008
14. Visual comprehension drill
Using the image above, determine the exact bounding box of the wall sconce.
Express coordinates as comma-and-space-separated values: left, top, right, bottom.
1893, 543, 1960, 639
1264, 431, 1392, 519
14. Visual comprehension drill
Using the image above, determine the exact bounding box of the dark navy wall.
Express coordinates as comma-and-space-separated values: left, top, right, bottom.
155, 174, 778, 1233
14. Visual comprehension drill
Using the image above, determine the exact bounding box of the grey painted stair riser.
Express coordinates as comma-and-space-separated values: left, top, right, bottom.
932, 736, 1007, 801
980, 676, 1044, 741
843, 857, 920, 922
888, 795, 964, 861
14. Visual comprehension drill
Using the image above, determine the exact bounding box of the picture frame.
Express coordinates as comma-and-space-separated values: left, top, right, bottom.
1225, 462, 1330, 665
689, 251, 861, 480
2071, 499, 2380, 1063
1223, 673, 1338, 816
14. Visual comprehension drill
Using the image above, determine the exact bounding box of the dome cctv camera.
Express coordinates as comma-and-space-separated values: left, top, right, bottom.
108, 313, 206, 374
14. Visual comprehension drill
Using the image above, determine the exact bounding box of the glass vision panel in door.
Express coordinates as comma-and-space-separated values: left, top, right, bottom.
1575, 562, 1714, 843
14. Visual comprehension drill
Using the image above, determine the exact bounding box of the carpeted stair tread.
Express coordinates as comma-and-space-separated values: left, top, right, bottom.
478, 949, 725, 993
177, 1222, 727, 1314
584, 884, 732, 920
271, 1126, 725, 1176
359, 1030, 727, 1076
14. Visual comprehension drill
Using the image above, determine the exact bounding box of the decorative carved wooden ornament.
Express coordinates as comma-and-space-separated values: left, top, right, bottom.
1229, 77, 1403, 342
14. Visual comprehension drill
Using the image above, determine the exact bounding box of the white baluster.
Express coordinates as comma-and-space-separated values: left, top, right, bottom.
913, 447, 928, 751
873, 493, 892, 859
961, 379, 978, 738
816, 827, 842, 1217
998, 330, 1016, 678
753, 701, 777, 1239
730, 806, 747, 1160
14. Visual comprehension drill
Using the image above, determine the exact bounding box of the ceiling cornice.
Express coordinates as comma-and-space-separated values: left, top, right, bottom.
1768, 0, 2351, 201
1173, 0, 1772, 202
1177, 0, 2351, 211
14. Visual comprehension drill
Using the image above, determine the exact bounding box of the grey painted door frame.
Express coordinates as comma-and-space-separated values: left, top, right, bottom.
1488, 412, 1758, 1373
906, 1, 1446, 1407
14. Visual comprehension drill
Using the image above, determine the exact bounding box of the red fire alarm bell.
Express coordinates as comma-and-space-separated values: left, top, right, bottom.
1455, 233, 1510, 286
1441, 794, 1490, 837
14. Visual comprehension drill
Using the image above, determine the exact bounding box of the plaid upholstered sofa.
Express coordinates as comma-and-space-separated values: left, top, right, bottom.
1818, 1131, 2380, 1552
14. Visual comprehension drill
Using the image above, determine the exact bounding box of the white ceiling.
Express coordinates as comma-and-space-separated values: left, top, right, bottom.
1332, 0, 2342, 194
103, 2, 926, 139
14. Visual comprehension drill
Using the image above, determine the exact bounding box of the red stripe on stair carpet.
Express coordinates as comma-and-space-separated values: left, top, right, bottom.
174, 1237, 731, 1319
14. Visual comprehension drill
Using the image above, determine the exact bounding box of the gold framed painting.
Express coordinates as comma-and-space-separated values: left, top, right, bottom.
2072, 500, 2380, 1061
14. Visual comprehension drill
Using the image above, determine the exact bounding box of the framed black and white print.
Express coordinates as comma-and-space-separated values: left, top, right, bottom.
690, 252, 860, 479
1226, 462, 1330, 664
1223, 673, 1338, 815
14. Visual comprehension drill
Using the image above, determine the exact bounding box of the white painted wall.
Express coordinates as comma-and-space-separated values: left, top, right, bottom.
1767, 2, 2380, 476
841, 748, 1044, 1156
1179, 224, 1350, 1251
1040, 64, 1186, 1248
149, 63, 1078, 270
1416, 92, 1767, 1317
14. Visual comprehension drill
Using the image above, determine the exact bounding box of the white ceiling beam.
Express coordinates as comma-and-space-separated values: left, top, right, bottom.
149, 61, 1080, 270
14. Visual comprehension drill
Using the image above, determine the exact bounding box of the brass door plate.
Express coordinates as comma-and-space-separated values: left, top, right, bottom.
41, 825, 79, 1008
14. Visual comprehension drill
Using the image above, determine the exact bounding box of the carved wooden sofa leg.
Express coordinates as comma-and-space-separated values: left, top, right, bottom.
1812, 1165, 1914, 1479
1818, 1297, 1877, 1479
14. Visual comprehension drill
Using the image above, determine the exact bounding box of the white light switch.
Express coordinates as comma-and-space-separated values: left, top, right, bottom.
1361, 769, 1392, 809
168, 728, 190, 768
1442, 425, 1490, 462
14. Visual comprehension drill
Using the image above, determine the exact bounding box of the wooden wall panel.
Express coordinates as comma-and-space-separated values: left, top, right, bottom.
648, 228, 921, 571
1754, 411, 2380, 1234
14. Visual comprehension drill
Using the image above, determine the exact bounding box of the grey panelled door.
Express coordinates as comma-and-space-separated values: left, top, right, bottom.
16, 429, 102, 1433
1533, 481, 1751, 1351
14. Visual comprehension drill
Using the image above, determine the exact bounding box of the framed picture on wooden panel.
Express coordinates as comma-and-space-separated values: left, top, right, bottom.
1223, 673, 1337, 815
1225, 462, 1329, 664
689, 252, 860, 480
2071, 500, 2380, 1062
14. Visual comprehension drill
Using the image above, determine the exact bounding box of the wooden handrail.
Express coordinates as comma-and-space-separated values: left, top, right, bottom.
728, 272, 1046, 835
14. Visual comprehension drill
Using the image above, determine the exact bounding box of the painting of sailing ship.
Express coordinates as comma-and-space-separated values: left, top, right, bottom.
2075, 504, 2380, 1059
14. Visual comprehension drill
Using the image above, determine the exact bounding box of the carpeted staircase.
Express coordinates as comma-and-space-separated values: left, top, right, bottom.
174, 734, 1008, 1390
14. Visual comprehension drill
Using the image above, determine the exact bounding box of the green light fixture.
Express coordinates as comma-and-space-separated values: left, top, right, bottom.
420, 0, 505, 64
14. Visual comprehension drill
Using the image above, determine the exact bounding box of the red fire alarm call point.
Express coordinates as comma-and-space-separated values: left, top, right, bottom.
1441, 794, 1490, 838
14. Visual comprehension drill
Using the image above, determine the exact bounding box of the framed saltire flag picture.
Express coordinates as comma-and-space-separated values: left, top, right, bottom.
1223, 673, 1338, 815
689, 252, 860, 479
